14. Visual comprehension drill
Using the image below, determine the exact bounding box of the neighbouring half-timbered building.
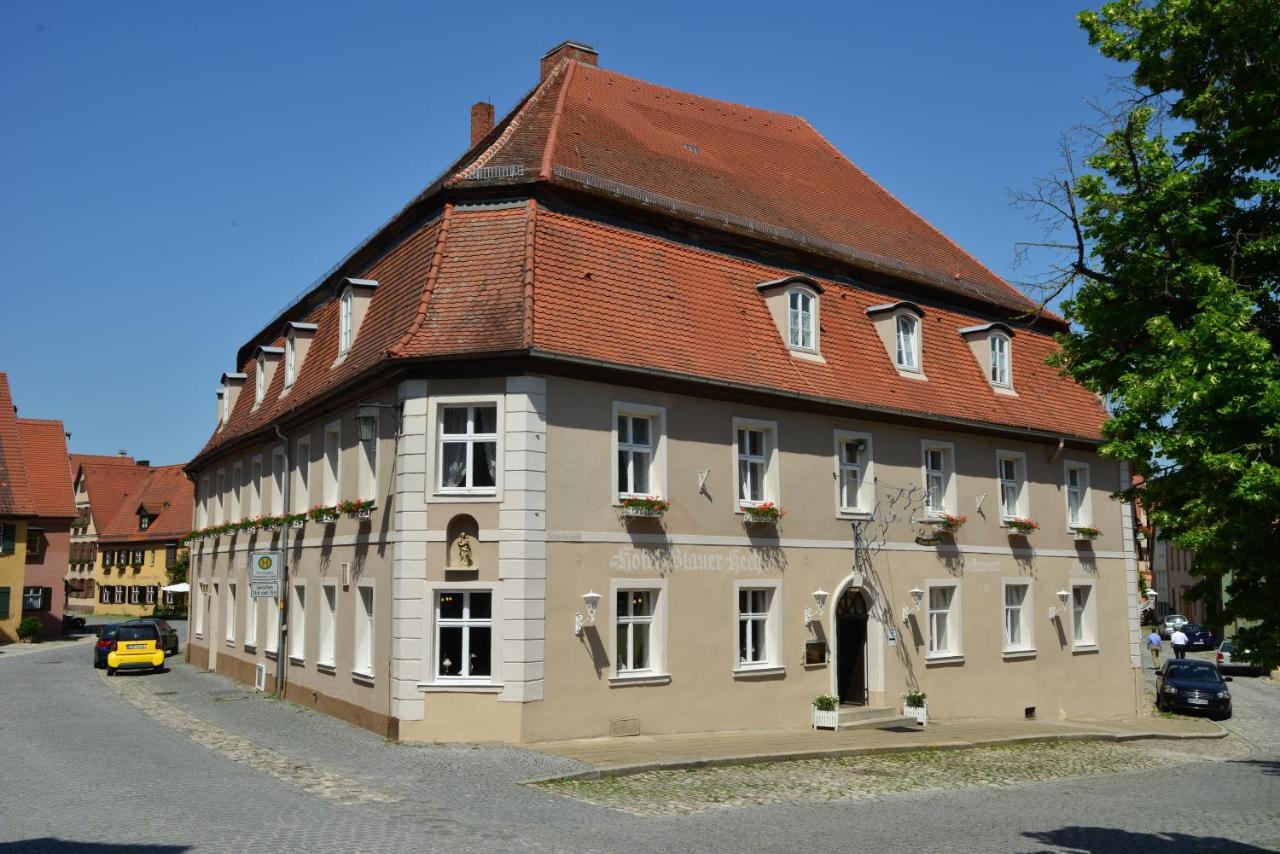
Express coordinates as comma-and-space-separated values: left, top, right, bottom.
185, 42, 1145, 742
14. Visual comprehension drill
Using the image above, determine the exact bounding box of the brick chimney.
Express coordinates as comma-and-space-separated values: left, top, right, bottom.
470, 101, 495, 146
540, 40, 598, 81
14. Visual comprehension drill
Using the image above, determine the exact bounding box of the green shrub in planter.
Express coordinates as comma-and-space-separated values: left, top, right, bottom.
812, 694, 839, 712
17, 617, 41, 641
903, 689, 927, 707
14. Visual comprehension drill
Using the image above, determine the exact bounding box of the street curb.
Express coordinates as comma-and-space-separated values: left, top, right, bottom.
520, 725, 1229, 785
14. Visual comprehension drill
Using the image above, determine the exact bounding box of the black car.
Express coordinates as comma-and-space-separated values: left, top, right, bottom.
1156, 659, 1232, 719
123, 619, 179, 656
1181, 624, 1216, 651
93, 624, 121, 669
62, 613, 87, 633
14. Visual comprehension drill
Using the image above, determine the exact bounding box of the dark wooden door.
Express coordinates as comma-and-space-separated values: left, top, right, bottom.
836, 590, 868, 705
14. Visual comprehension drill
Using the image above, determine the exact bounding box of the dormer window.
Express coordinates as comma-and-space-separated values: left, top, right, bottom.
284, 331, 297, 387
139, 513, 152, 532
990, 333, 1011, 386
895, 314, 920, 371
255, 354, 266, 405
218, 390, 228, 425
788, 289, 815, 350
959, 322, 1016, 393
279, 321, 317, 395
332, 278, 378, 365
339, 288, 354, 355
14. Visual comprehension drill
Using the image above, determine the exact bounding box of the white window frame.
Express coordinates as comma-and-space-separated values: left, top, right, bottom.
245, 593, 258, 649
249, 454, 263, 519
732, 417, 779, 511
225, 582, 237, 647
254, 354, 266, 405
353, 584, 374, 678
920, 440, 956, 518
925, 580, 962, 661
214, 469, 226, 525
229, 461, 243, 521
732, 579, 782, 674
265, 592, 280, 656
990, 333, 1012, 387
323, 421, 341, 507
894, 311, 921, 372
128, 585, 142, 605
995, 450, 1028, 521
608, 578, 669, 684
1064, 461, 1092, 530
338, 287, 354, 355
432, 588, 496, 684
318, 582, 337, 669
288, 582, 306, 663
430, 397, 502, 498
197, 475, 209, 528
144, 585, 156, 605
357, 410, 378, 503
787, 286, 817, 352
611, 402, 666, 500
271, 447, 286, 515
1071, 580, 1098, 650
1001, 578, 1035, 656
194, 582, 209, 638
834, 430, 875, 518
293, 437, 310, 513
284, 330, 297, 388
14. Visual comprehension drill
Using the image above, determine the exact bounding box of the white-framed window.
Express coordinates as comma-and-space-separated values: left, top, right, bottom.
1071, 581, 1097, 648
990, 333, 1011, 387
996, 451, 1028, 520
249, 455, 263, 518
265, 593, 280, 655
437, 403, 498, 494
921, 441, 955, 516
289, 583, 306, 662
293, 437, 310, 513
255, 353, 266, 405
284, 330, 297, 388
734, 580, 781, 671
338, 287, 354, 355
616, 588, 658, 674
733, 418, 778, 509
219, 390, 229, 426
434, 590, 492, 682
834, 430, 874, 516
245, 594, 258, 648
114, 585, 125, 605
357, 411, 377, 503
895, 312, 920, 371
1065, 462, 1091, 528
225, 583, 237, 646
197, 476, 209, 528
271, 446, 286, 514
1002, 579, 1034, 654
128, 585, 142, 605
788, 288, 815, 351
318, 583, 336, 667
323, 421, 341, 507
230, 462, 243, 521
214, 469, 226, 525
926, 581, 961, 659
194, 583, 208, 637
354, 585, 374, 677
144, 585, 156, 605
613, 403, 665, 499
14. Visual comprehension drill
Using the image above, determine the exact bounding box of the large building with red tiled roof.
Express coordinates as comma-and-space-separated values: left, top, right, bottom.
186, 43, 1144, 741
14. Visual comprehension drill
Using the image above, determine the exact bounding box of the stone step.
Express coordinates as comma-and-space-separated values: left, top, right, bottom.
836, 705, 921, 731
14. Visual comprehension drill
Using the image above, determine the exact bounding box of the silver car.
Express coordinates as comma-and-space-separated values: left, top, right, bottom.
1161, 614, 1188, 639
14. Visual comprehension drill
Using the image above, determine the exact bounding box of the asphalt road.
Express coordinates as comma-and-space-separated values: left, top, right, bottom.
1, 641, 1277, 853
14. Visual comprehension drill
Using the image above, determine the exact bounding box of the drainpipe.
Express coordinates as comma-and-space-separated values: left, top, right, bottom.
274, 424, 290, 699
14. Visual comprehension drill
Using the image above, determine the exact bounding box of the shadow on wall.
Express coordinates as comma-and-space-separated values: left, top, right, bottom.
1022, 827, 1273, 853
0, 841, 189, 853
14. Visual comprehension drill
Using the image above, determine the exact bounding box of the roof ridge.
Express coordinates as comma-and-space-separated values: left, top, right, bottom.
389, 204, 454, 357
539, 59, 578, 180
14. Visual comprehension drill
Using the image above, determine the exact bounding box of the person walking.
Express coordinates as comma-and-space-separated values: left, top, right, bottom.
1170, 627, 1189, 660
1147, 628, 1163, 668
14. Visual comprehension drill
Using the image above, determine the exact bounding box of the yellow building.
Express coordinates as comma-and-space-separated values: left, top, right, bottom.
0, 519, 28, 643
1, 374, 36, 643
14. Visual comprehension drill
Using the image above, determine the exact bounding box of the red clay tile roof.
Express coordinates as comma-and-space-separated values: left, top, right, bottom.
96, 464, 193, 543
71, 453, 136, 468
80, 460, 154, 533
0, 373, 36, 517
15, 419, 75, 518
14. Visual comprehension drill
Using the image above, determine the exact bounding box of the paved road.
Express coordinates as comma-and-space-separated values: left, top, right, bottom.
1, 642, 1277, 853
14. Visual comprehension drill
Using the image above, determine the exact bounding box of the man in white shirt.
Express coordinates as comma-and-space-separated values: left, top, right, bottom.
1170, 628, 1190, 659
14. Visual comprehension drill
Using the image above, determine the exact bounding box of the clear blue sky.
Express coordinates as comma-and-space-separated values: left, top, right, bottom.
0, 1, 1117, 465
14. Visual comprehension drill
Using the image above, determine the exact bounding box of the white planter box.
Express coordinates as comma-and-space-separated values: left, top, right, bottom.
903, 703, 928, 726
290, 520, 305, 530
811, 705, 839, 730
618, 506, 664, 518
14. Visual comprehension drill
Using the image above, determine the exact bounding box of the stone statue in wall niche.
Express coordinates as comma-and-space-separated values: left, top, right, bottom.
455, 532, 474, 568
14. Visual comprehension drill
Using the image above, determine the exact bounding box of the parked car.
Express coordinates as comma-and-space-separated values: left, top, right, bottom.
1218, 640, 1265, 675
1156, 659, 1232, 719
92, 624, 121, 669
123, 618, 179, 656
1160, 614, 1189, 638
62, 613, 87, 633
105, 623, 165, 676
1181, 624, 1216, 651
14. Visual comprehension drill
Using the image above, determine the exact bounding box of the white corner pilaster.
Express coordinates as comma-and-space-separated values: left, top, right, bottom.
390, 379, 429, 721
1118, 460, 1142, 670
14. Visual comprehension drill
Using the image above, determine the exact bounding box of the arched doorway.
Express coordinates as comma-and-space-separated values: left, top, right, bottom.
836, 588, 869, 705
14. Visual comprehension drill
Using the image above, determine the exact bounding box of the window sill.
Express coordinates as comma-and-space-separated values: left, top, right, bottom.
1072, 643, 1100, 655
428, 491, 499, 504
264, 649, 278, 661
417, 682, 503, 693
836, 510, 873, 521
608, 673, 672, 687
288, 655, 305, 666
316, 661, 337, 674
732, 665, 785, 679
925, 653, 965, 665
351, 670, 375, 686
225, 639, 237, 648
1002, 648, 1037, 660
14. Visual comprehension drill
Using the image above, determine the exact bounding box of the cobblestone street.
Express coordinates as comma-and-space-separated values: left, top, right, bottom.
2, 641, 1278, 853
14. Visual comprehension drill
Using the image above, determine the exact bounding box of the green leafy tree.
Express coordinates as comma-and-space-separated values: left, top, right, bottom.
1021, 0, 1279, 665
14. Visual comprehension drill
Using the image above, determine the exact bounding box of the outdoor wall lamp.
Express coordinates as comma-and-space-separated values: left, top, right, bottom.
1136, 589, 1157, 613
355, 402, 403, 441
574, 590, 601, 636
1049, 589, 1071, 621
901, 587, 925, 624
803, 589, 829, 627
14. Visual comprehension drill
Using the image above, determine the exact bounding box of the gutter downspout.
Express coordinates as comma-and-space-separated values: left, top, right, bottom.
274, 424, 290, 699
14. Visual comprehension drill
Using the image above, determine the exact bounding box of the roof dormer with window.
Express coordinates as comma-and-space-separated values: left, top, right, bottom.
280, 321, 318, 397
219, 372, 246, 429
253, 345, 284, 409
959, 322, 1016, 395
333, 277, 379, 366
866, 301, 927, 380
756, 276, 824, 362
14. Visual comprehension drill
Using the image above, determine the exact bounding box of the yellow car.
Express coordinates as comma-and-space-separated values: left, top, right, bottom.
106, 623, 166, 675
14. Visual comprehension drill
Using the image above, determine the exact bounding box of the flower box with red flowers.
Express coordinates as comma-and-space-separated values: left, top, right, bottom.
308, 505, 339, 525
742, 501, 785, 526
1073, 525, 1101, 541
616, 496, 670, 518
930, 513, 967, 535
339, 498, 375, 520
1005, 517, 1040, 536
